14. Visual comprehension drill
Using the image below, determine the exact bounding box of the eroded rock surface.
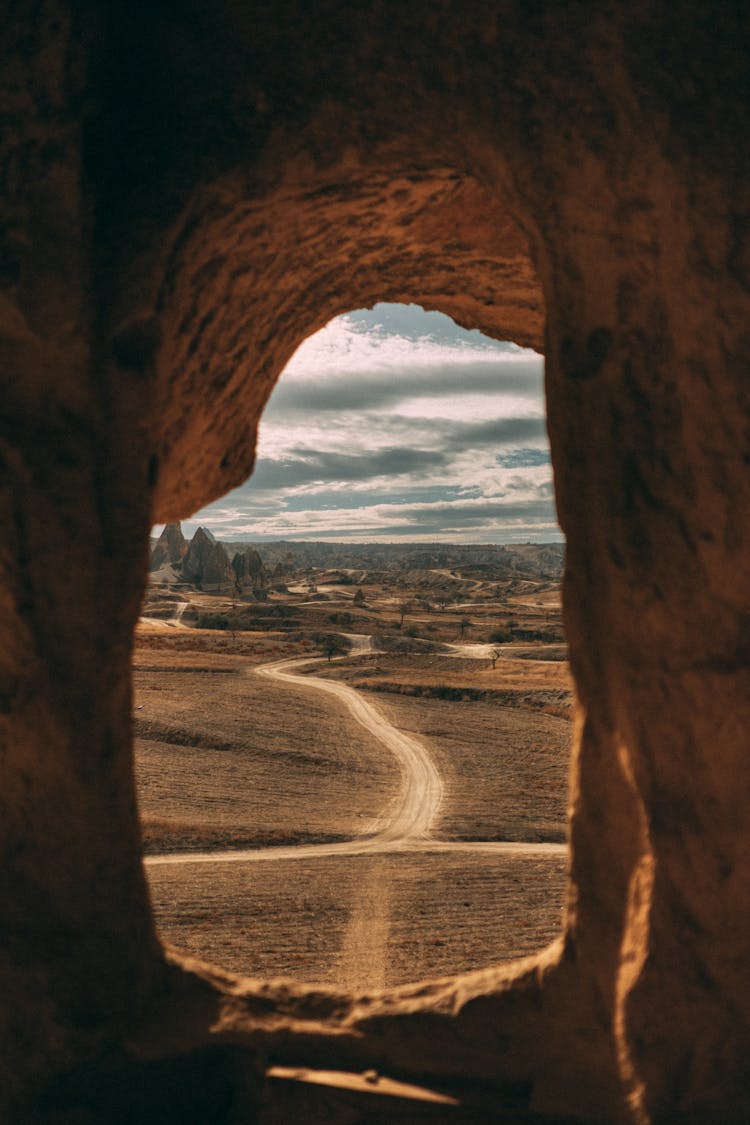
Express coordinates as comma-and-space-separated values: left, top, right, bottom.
232, 546, 266, 592
182, 527, 234, 591
1, 3, 749, 1123
150, 521, 188, 571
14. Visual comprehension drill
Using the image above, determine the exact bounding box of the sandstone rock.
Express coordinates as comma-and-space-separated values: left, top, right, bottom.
182, 527, 233, 590
149, 521, 188, 571
2, 4, 750, 1123
231, 546, 266, 590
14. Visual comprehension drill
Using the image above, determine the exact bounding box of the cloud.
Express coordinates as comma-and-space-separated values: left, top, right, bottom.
247, 417, 547, 494
188, 486, 559, 542
265, 308, 544, 418
283, 308, 536, 378
497, 447, 552, 468
178, 304, 561, 544
394, 495, 557, 525
190, 493, 559, 543
441, 415, 547, 451
248, 447, 449, 489
268, 358, 543, 414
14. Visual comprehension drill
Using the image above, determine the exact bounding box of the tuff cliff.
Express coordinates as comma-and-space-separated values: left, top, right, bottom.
1, 3, 749, 1122
150, 522, 188, 571
181, 527, 234, 590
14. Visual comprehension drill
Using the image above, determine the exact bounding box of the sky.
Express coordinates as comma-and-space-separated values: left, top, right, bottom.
179, 303, 561, 543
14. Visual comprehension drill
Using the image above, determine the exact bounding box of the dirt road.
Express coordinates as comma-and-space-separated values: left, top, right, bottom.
146, 655, 565, 869
144, 652, 567, 988
138, 600, 190, 631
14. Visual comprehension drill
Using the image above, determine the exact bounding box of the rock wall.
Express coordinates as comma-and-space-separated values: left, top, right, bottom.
1, 2, 749, 1121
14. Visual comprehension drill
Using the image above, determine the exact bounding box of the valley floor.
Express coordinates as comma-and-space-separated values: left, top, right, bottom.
135, 621, 571, 989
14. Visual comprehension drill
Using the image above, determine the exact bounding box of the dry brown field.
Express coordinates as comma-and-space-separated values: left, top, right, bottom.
148, 851, 567, 987
136, 577, 572, 991
373, 693, 569, 843
134, 635, 400, 852
308, 650, 573, 719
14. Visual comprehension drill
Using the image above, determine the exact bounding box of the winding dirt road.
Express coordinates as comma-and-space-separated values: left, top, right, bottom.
146, 653, 565, 869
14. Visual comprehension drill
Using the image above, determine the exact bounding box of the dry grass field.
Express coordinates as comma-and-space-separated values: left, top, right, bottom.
308, 650, 573, 717
136, 565, 573, 990
148, 851, 568, 987
134, 638, 400, 852
374, 694, 570, 843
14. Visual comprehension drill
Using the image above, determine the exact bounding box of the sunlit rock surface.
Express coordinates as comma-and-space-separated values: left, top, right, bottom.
1, 3, 749, 1122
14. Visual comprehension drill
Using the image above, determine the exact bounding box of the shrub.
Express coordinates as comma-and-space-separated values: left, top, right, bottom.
328, 612, 353, 626
194, 613, 230, 630
311, 631, 351, 661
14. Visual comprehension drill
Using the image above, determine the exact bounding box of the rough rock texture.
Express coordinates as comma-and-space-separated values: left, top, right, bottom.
149, 521, 188, 571
182, 527, 234, 590
1, 3, 749, 1122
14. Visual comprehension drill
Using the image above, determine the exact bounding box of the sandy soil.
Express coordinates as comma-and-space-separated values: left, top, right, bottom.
148, 851, 568, 987
135, 623, 572, 989
257, 656, 444, 842
375, 693, 570, 842
134, 648, 401, 851
308, 651, 573, 719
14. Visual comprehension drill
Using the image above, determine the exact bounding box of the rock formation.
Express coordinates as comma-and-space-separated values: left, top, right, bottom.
149, 521, 188, 571
2, 3, 750, 1122
181, 527, 234, 590
231, 546, 266, 591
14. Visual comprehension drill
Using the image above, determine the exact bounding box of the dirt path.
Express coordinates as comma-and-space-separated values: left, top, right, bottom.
138, 599, 190, 631
259, 656, 444, 842
144, 657, 566, 987
172, 600, 189, 623
337, 858, 391, 991
146, 654, 565, 868
444, 640, 503, 658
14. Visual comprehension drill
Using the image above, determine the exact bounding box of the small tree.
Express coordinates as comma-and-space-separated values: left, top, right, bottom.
353, 587, 365, 607
459, 616, 471, 639
490, 646, 503, 670
398, 599, 411, 627
312, 632, 348, 662
325, 635, 347, 662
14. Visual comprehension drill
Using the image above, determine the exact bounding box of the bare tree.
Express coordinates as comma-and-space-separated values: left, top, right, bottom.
398, 600, 411, 628
459, 616, 471, 639
490, 647, 503, 670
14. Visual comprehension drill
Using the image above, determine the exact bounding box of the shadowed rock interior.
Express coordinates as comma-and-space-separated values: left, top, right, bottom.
1, 3, 749, 1121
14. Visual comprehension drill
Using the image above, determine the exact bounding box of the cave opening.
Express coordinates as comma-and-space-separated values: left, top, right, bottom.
136, 302, 571, 990
5, 7, 750, 1119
